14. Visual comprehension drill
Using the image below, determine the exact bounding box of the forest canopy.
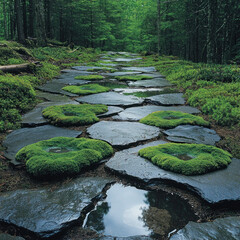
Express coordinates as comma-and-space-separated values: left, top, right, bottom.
0, 0, 240, 63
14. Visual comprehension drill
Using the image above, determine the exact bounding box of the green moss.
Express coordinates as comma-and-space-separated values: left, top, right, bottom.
140, 111, 209, 129
98, 82, 128, 89
16, 137, 114, 179
139, 143, 232, 175
34, 62, 60, 81
75, 75, 104, 81
62, 84, 110, 95
42, 104, 108, 126
115, 75, 153, 81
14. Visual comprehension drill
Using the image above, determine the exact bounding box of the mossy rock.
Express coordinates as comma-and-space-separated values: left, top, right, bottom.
74, 75, 104, 81
138, 143, 232, 175
140, 111, 209, 129
116, 75, 153, 81
62, 84, 110, 95
16, 137, 114, 178
42, 104, 108, 126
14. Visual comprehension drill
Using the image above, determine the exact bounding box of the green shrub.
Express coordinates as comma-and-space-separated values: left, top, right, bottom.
0, 47, 22, 65
34, 62, 60, 81
42, 104, 108, 126
75, 75, 104, 80
62, 84, 110, 95
16, 137, 114, 179
140, 111, 209, 129
139, 143, 232, 175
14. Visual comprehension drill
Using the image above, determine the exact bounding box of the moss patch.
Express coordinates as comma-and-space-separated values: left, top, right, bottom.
75, 75, 104, 81
62, 84, 110, 95
139, 143, 232, 175
98, 82, 128, 89
16, 137, 114, 179
42, 104, 108, 126
116, 75, 153, 81
140, 111, 209, 129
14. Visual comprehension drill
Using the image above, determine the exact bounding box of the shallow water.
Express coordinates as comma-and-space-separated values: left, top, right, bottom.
84, 183, 197, 238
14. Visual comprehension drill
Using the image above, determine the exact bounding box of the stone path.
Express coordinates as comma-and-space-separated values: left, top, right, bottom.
1, 52, 239, 239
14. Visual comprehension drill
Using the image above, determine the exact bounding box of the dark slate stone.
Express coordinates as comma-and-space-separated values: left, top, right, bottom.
37, 80, 78, 97
98, 237, 153, 240
87, 121, 160, 147
102, 71, 142, 77
76, 92, 144, 107
56, 78, 89, 86
36, 91, 75, 102
106, 141, 240, 204
100, 63, 118, 67
0, 234, 25, 240
113, 105, 201, 121
60, 69, 94, 76
146, 93, 185, 105
72, 66, 105, 71
97, 106, 123, 118
0, 177, 112, 238
170, 217, 240, 240
128, 78, 173, 88
122, 67, 156, 72
164, 125, 221, 145
114, 88, 163, 94
3, 125, 81, 166
21, 101, 79, 127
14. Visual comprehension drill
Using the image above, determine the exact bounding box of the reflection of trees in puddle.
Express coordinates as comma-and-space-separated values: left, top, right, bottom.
85, 202, 110, 232
140, 206, 171, 236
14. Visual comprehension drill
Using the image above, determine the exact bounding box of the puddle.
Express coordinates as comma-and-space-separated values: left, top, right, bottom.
84, 183, 197, 238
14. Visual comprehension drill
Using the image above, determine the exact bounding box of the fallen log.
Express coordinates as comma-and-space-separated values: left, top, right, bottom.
0, 62, 41, 73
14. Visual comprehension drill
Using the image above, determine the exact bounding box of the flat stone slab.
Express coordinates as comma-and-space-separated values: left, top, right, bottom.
76, 92, 144, 107
100, 63, 118, 67
21, 101, 79, 127
146, 93, 185, 105
36, 91, 75, 102
72, 66, 109, 71
128, 78, 173, 88
0, 177, 112, 238
113, 58, 142, 62
122, 67, 156, 72
170, 217, 240, 240
99, 237, 153, 240
164, 125, 221, 145
106, 141, 240, 204
37, 81, 78, 97
0, 234, 25, 240
103, 71, 141, 77
113, 105, 201, 121
97, 106, 123, 117
3, 125, 81, 166
87, 121, 160, 147
114, 88, 164, 94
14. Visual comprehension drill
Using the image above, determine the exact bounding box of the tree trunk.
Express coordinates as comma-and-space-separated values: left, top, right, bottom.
207, 0, 217, 63
157, 0, 161, 55
3, 0, 8, 39
44, 0, 51, 38
28, 0, 35, 37
15, 0, 25, 43
22, 0, 27, 38
35, 0, 47, 46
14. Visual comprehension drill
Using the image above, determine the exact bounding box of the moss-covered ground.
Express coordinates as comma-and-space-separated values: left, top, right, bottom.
75, 75, 104, 80
62, 84, 110, 95
115, 75, 153, 81
139, 143, 232, 175
42, 104, 108, 126
140, 111, 209, 129
16, 137, 113, 179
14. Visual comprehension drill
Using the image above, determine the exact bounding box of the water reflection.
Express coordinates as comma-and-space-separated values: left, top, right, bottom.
84, 184, 196, 238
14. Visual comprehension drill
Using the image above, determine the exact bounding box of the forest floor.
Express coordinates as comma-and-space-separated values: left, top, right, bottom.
0, 44, 239, 239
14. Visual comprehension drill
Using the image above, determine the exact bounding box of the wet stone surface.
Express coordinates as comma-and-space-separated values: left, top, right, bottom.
113, 105, 201, 121
164, 125, 221, 145
146, 93, 185, 105
0, 177, 112, 238
0, 234, 25, 240
106, 141, 240, 204
85, 183, 196, 238
87, 121, 160, 147
76, 92, 144, 107
128, 78, 173, 88
113, 58, 142, 62
103, 72, 142, 77
36, 91, 76, 102
121, 67, 156, 72
97, 106, 123, 118
37, 80, 78, 97
21, 101, 79, 127
3, 125, 81, 166
170, 216, 240, 240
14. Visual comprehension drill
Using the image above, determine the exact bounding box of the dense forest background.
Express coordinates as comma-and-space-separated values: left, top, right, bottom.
0, 0, 240, 63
